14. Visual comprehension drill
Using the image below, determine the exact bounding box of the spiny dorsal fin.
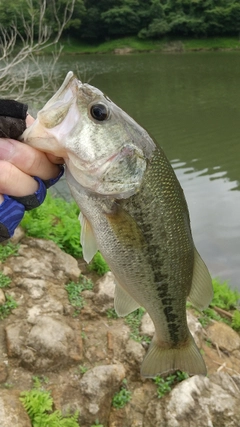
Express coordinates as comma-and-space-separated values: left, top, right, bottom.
79, 212, 98, 263
188, 247, 213, 311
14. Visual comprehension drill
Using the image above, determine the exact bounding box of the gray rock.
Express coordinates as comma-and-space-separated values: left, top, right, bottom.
0, 289, 6, 305
207, 321, 240, 352
7, 239, 81, 282
144, 372, 240, 427
187, 310, 204, 348
140, 312, 154, 337
94, 272, 115, 313
79, 364, 125, 424
0, 389, 31, 427
6, 316, 82, 371
125, 340, 145, 366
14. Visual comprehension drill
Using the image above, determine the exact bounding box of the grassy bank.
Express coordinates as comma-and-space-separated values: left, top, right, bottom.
56, 36, 240, 55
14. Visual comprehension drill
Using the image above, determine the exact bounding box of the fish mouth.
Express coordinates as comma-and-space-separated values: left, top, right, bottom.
22, 71, 81, 156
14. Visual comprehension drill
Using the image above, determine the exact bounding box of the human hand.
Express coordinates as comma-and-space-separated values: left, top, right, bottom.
0, 114, 64, 241
0, 115, 64, 203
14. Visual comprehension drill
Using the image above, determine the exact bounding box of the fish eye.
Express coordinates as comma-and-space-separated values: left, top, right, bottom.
90, 103, 109, 121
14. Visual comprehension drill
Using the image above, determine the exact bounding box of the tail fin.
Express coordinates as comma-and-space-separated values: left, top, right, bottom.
140, 333, 206, 378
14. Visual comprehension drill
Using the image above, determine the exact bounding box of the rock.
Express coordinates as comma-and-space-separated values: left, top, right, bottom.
2, 235, 240, 427
144, 372, 240, 427
79, 364, 126, 425
114, 47, 133, 54
0, 389, 31, 427
207, 321, 240, 352
5, 316, 82, 371
187, 310, 204, 348
94, 272, 115, 313
15, 278, 47, 299
7, 239, 81, 282
0, 289, 6, 305
125, 340, 145, 366
10, 226, 25, 244
140, 312, 154, 337
0, 362, 8, 383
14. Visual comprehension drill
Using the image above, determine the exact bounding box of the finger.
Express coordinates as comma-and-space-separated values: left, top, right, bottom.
46, 153, 65, 164
0, 138, 61, 180
0, 161, 38, 197
26, 114, 35, 127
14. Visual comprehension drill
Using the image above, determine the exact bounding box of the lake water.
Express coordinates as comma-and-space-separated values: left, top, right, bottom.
29, 52, 240, 290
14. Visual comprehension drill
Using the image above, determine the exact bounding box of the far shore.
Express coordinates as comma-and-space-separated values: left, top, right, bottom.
50, 36, 240, 55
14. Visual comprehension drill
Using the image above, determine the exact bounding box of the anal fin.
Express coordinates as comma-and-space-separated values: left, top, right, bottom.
114, 281, 140, 317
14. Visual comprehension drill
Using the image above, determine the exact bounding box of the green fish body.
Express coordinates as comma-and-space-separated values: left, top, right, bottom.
23, 72, 213, 377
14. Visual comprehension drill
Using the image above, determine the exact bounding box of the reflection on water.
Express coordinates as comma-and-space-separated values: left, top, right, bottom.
30, 52, 240, 290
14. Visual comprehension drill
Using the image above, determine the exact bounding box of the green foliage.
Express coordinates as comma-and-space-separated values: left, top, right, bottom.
107, 308, 119, 319
32, 376, 49, 389
0, 272, 11, 288
78, 365, 88, 374
211, 278, 240, 310
232, 310, 240, 332
90, 421, 104, 427
0, 294, 18, 320
3, 0, 240, 43
112, 379, 132, 409
21, 193, 82, 258
0, 242, 19, 262
153, 371, 189, 398
125, 307, 151, 343
65, 275, 93, 316
197, 278, 240, 331
20, 389, 79, 427
21, 193, 110, 275
88, 252, 110, 276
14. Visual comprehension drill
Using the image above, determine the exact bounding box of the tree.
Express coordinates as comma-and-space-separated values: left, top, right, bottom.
0, 0, 76, 101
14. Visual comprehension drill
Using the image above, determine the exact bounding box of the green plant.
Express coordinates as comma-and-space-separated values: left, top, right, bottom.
20, 389, 79, 427
0, 294, 17, 319
78, 365, 88, 374
0, 272, 11, 288
21, 193, 82, 258
0, 242, 19, 262
154, 371, 188, 398
106, 308, 119, 319
211, 278, 240, 310
90, 420, 104, 427
88, 252, 110, 276
232, 310, 240, 332
65, 275, 93, 316
32, 376, 49, 389
112, 380, 131, 409
125, 307, 150, 343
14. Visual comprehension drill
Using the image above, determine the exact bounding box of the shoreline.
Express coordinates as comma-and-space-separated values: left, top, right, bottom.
55, 36, 240, 55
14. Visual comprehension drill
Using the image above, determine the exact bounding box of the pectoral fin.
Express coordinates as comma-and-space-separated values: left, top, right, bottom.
114, 281, 140, 317
188, 247, 213, 311
79, 212, 98, 263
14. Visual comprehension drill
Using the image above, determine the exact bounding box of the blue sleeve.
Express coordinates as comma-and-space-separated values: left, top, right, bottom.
0, 166, 64, 242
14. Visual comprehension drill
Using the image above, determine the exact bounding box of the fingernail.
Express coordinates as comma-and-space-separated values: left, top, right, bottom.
0, 139, 15, 160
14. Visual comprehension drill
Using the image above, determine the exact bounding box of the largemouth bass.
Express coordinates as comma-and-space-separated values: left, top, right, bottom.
23, 71, 213, 377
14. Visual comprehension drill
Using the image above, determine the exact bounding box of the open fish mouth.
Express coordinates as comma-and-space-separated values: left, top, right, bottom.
22, 72, 81, 156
